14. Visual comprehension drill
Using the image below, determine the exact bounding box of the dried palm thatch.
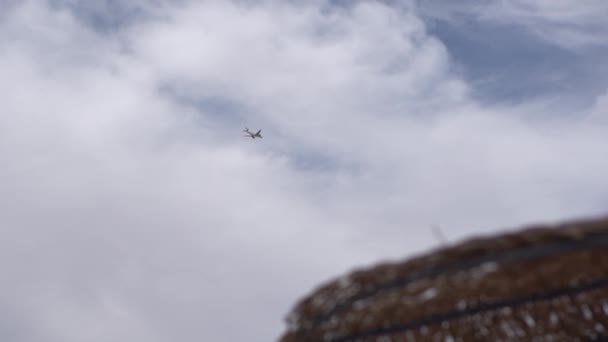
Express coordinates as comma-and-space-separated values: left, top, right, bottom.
280, 216, 608, 341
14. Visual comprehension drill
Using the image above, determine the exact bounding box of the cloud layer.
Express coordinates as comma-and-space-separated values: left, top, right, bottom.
1, 1, 607, 341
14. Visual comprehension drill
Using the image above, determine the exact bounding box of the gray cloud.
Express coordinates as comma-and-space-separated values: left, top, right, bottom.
480, 0, 608, 49
418, 0, 608, 105
418, 0, 608, 49
1, 1, 608, 341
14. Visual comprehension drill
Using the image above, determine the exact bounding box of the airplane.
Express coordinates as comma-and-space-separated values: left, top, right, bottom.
243, 127, 263, 139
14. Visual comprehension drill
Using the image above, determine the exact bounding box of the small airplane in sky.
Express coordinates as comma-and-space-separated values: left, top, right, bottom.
243, 127, 263, 139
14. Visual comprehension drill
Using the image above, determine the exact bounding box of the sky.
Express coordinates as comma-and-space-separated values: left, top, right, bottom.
1, 0, 607, 341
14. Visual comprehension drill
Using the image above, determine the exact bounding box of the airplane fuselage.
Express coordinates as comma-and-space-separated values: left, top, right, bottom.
243, 128, 263, 139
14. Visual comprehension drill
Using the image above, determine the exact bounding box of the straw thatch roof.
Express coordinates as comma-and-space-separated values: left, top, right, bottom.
280, 216, 608, 341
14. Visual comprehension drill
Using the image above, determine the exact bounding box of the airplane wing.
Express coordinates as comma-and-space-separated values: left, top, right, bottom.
255, 129, 261, 135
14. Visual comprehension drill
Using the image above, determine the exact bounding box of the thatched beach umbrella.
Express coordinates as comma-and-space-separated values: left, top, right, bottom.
280, 216, 608, 341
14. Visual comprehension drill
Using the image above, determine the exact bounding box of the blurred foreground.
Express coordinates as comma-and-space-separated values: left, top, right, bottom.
280, 216, 608, 341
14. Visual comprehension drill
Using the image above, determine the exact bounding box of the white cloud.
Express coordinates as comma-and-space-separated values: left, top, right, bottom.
1, 1, 608, 341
